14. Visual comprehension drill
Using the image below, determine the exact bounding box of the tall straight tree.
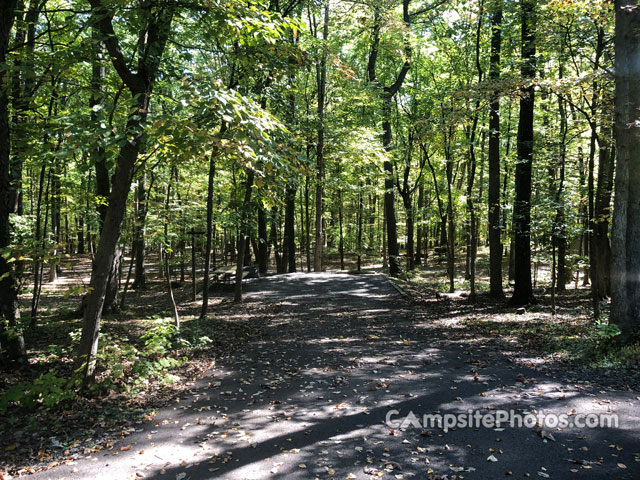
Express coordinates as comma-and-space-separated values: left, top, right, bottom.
200, 146, 218, 319
509, 0, 536, 306
75, 0, 174, 385
610, 0, 640, 343
0, 0, 27, 367
313, 0, 330, 272
487, 0, 503, 298
367, 0, 412, 277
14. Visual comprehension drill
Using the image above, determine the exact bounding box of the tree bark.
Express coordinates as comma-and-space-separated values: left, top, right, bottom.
0, 0, 27, 368
314, 0, 330, 273
75, 2, 173, 385
235, 168, 255, 302
200, 148, 217, 319
510, 0, 536, 306
610, 0, 640, 343
257, 205, 268, 273
555, 72, 568, 293
415, 183, 424, 264
466, 0, 484, 301
87, 27, 119, 314
383, 98, 401, 275
594, 124, 614, 298
284, 183, 296, 273
304, 174, 311, 271
132, 168, 147, 290
164, 177, 179, 329
367, 1, 412, 277
488, 0, 503, 298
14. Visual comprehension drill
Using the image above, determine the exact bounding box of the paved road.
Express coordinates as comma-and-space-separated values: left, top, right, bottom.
31, 273, 640, 479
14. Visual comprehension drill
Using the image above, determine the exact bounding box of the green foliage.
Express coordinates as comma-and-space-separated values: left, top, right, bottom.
0, 372, 76, 414
91, 318, 186, 395
595, 318, 622, 340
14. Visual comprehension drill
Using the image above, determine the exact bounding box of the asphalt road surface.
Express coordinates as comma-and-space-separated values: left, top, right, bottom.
29, 272, 640, 479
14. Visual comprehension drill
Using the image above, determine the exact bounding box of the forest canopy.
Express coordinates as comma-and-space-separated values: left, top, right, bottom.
0, 0, 638, 384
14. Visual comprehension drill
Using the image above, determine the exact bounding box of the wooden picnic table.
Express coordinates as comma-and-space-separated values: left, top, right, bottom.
212, 266, 249, 284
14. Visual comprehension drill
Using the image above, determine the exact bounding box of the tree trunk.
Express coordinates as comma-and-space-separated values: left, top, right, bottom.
284, 183, 296, 273
0, 0, 27, 368
356, 184, 363, 271
313, 0, 330, 272
555, 75, 568, 293
381, 99, 402, 276
92, 32, 109, 231
304, 174, 311, 271
132, 168, 147, 290
488, 0, 503, 298
594, 125, 614, 298
164, 177, 179, 329
466, 0, 484, 301
510, 0, 536, 306
257, 205, 268, 274
235, 168, 255, 302
610, 0, 640, 343
446, 183, 455, 292
415, 183, 424, 265
367, 2, 411, 277
200, 148, 217, 319
75, 2, 173, 385
88, 27, 120, 313
444, 129, 455, 293
339, 188, 345, 270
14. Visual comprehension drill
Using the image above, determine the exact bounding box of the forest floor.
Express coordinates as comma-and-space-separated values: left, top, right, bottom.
1, 259, 640, 479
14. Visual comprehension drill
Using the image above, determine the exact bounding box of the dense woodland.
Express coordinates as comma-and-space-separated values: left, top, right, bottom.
0, 0, 639, 392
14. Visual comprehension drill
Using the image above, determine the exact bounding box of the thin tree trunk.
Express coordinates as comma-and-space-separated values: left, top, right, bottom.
383, 98, 401, 276
314, 0, 330, 272
488, 0, 503, 298
284, 183, 296, 273
416, 183, 424, 265
235, 169, 255, 302
305, 174, 311, 271
339, 188, 345, 270
466, 0, 484, 301
200, 148, 217, 319
257, 205, 268, 274
164, 177, 179, 329
356, 184, 363, 271
30, 164, 46, 323
132, 168, 147, 289
555, 83, 568, 293
367, 2, 412, 276
120, 236, 136, 310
